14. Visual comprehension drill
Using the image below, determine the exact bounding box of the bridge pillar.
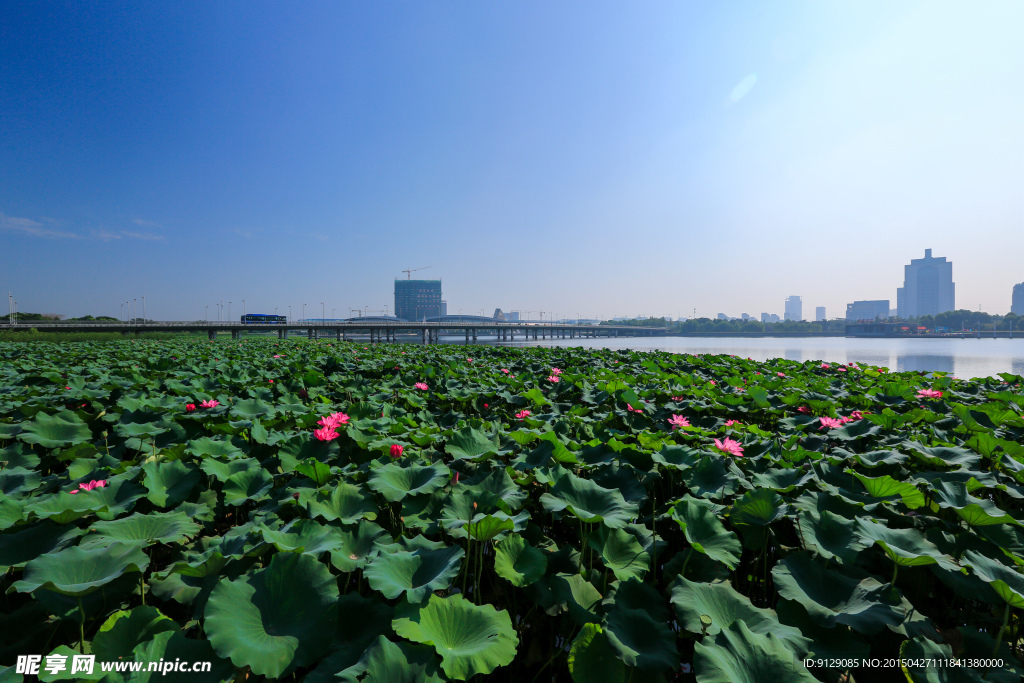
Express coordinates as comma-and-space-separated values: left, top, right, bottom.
472, 328, 477, 341
208, 330, 217, 340
277, 330, 284, 339
308, 328, 314, 339
465, 328, 469, 343
336, 329, 342, 341
231, 330, 240, 339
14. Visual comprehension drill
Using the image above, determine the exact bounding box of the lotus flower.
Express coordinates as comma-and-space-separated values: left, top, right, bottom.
821, 363, 830, 369
725, 420, 740, 426
670, 396, 684, 402
819, 417, 844, 430
199, 399, 219, 408
837, 367, 846, 372
797, 406, 810, 413
668, 414, 690, 429
627, 403, 643, 413
547, 375, 560, 383
313, 426, 340, 441
713, 438, 744, 457
185, 403, 196, 412
777, 372, 785, 377
318, 412, 350, 429
390, 444, 404, 459
501, 369, 510, 374
709, 380, 717, 386
551, 367, 563, 375
515, 409, 531, 420
467, 358, 473, 362
69, 479, 107, 494
850, 410, 865, 420
273, 354, 281, 358
414, 382, 429, 391
916, 389, 943, 399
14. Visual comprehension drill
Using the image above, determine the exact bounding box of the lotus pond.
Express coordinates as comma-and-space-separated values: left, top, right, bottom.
1, 340, 1023, 682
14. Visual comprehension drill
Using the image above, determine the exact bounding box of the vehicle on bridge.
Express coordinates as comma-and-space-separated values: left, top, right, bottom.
241, 314, 287, 324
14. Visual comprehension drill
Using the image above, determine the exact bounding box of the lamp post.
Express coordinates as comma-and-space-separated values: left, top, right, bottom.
288, 305, 292, 323
243, 300, 246, 318
228, 302, 232, 323
303, 304, 306, 321
121, 303, 124, 322
322, 302, 325, 321
205, 306, 208, 322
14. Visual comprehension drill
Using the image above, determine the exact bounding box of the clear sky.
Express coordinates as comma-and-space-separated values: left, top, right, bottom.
3, 1, 1023, 321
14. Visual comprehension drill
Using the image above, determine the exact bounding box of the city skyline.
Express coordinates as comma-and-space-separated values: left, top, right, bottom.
3, 3, 1024, 320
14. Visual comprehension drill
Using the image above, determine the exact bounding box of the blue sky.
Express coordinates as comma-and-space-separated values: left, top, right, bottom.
3, 1, 1023, 321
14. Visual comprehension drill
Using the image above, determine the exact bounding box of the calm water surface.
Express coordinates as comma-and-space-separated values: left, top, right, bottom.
448, 335, 1024, 380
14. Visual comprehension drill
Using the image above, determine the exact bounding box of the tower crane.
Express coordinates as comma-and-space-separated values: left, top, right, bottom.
401, 266, 431, 279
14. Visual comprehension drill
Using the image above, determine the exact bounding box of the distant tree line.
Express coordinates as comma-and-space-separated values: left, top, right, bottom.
5, 312, 122, 323
602, 310, 1024, 332
907, 309, 1024, 331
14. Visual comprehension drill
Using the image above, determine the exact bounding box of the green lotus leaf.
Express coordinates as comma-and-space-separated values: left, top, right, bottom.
368, 462, 450, 502
797, 509, 869, 564
113, 410, 173, 438
901, 441, 981, 468
693, 620, 818, 683
187, 436, 247, 461
588, 527, 649, 582
963, 550, 1024, 608
928, 479, 1020, 527
0, 466, 41, 497
364, 543, 464, 602
295, 457, 333, 486
540, 472, 639, 528
35, 644, 105, 682
221, 467, 273, 506
687, 456, 743, 499
198, 456, 258, 482
855, 518, 957, 569
91, 606, 178, 662
651, 445, 702, 470
13, 542, 149, 596
18, 410, 93, 449
464, 513, 515, 541
304, 592, 396, 683
142, 459, 201, 508
568, 623, 626, 683
444, 426, 503, 461
493, 534, 547, 587
80, 511, 201, 548
749, 467, 814, 492
25, 478, 148, 524
771, 553, 906, 634
670, 577, 809, 654
229, 398, 275, 420
327, 521, 390, 572
346, 636, 445, 683
729, 489, 786, 528
260, 519, 351, 558
0, 522, 82, 571
307, 482, 378, 524
851, 471, 926, 509
204, 552, 339, 678
670, 496, 742, 569
602, 579, 679, 672
392, 593, 518, 680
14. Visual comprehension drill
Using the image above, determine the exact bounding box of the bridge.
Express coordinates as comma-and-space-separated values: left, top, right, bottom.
0, 321, 667, 343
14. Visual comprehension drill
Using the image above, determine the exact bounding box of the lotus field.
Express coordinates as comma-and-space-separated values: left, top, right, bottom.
3, 339, 1024, 682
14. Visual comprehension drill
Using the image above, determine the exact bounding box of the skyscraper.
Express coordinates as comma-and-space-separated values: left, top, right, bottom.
846, 300, 890, 321
1013, 283, 1024, 315
394, 280, 443, 321
815, 306, 826, 322
784, 296, 802, 321
896, 249, 955, 319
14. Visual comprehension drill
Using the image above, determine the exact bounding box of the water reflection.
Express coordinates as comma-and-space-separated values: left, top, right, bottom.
783, 348, 802, 362
897, 354, 955, 374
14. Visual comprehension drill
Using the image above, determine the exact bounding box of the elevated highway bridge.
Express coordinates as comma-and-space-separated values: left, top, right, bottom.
0, 321, 668, 343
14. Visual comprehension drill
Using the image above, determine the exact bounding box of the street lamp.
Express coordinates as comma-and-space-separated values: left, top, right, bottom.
243, 299, 246, 318
228, 302, 232, 323
205, 305, 208, 322
322, 302, 325, 321
120, 303, 124, 322
288, 305, 292, 322
303, 304, 306, 321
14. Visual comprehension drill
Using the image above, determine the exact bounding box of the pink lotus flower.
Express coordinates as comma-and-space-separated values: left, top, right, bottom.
313, 426, 340, 442
390, 444, 404, 459
185, 403, 196, 412
414, 382, 429, 391
69, 479, 107, 495
515, 409, 531, 419
483, 403, 488, 408
837, 367, 847, 372
668, 414, 690, 429
318, 412, 350, 429
466, 358, 473, 362
797, 406, 810, 413
627, 403, 644, 413
670, 396, 685, 402
725, 420, 740, 426
820, 363, 830, 369
848, 362, 858, 368
713, 438, 744, 457
819, 417, 844, 430
709, 380, 717, 386
547, 375, 560, 383
551, 367, 563, 375
777, 372, 785, 378
850, 410, 865, 420
916, 389, 943, 399
273, 354, 281, 358
454, 472, 460, 485
269, 379, 274, 383
199, 399, 219, 409
501, 368, 510, 374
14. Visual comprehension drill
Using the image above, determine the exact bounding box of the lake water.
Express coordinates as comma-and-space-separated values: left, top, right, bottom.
441, 335, 1024, 379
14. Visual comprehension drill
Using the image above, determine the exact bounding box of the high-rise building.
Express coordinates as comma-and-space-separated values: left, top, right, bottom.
896, 249, 955, 319
784, 296, 802, 321
815, 307, 826, 322
394, 280, 443, 321
760, 312, 780, 323
846, 300, 890, 321
1013, 283, 1024, 315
